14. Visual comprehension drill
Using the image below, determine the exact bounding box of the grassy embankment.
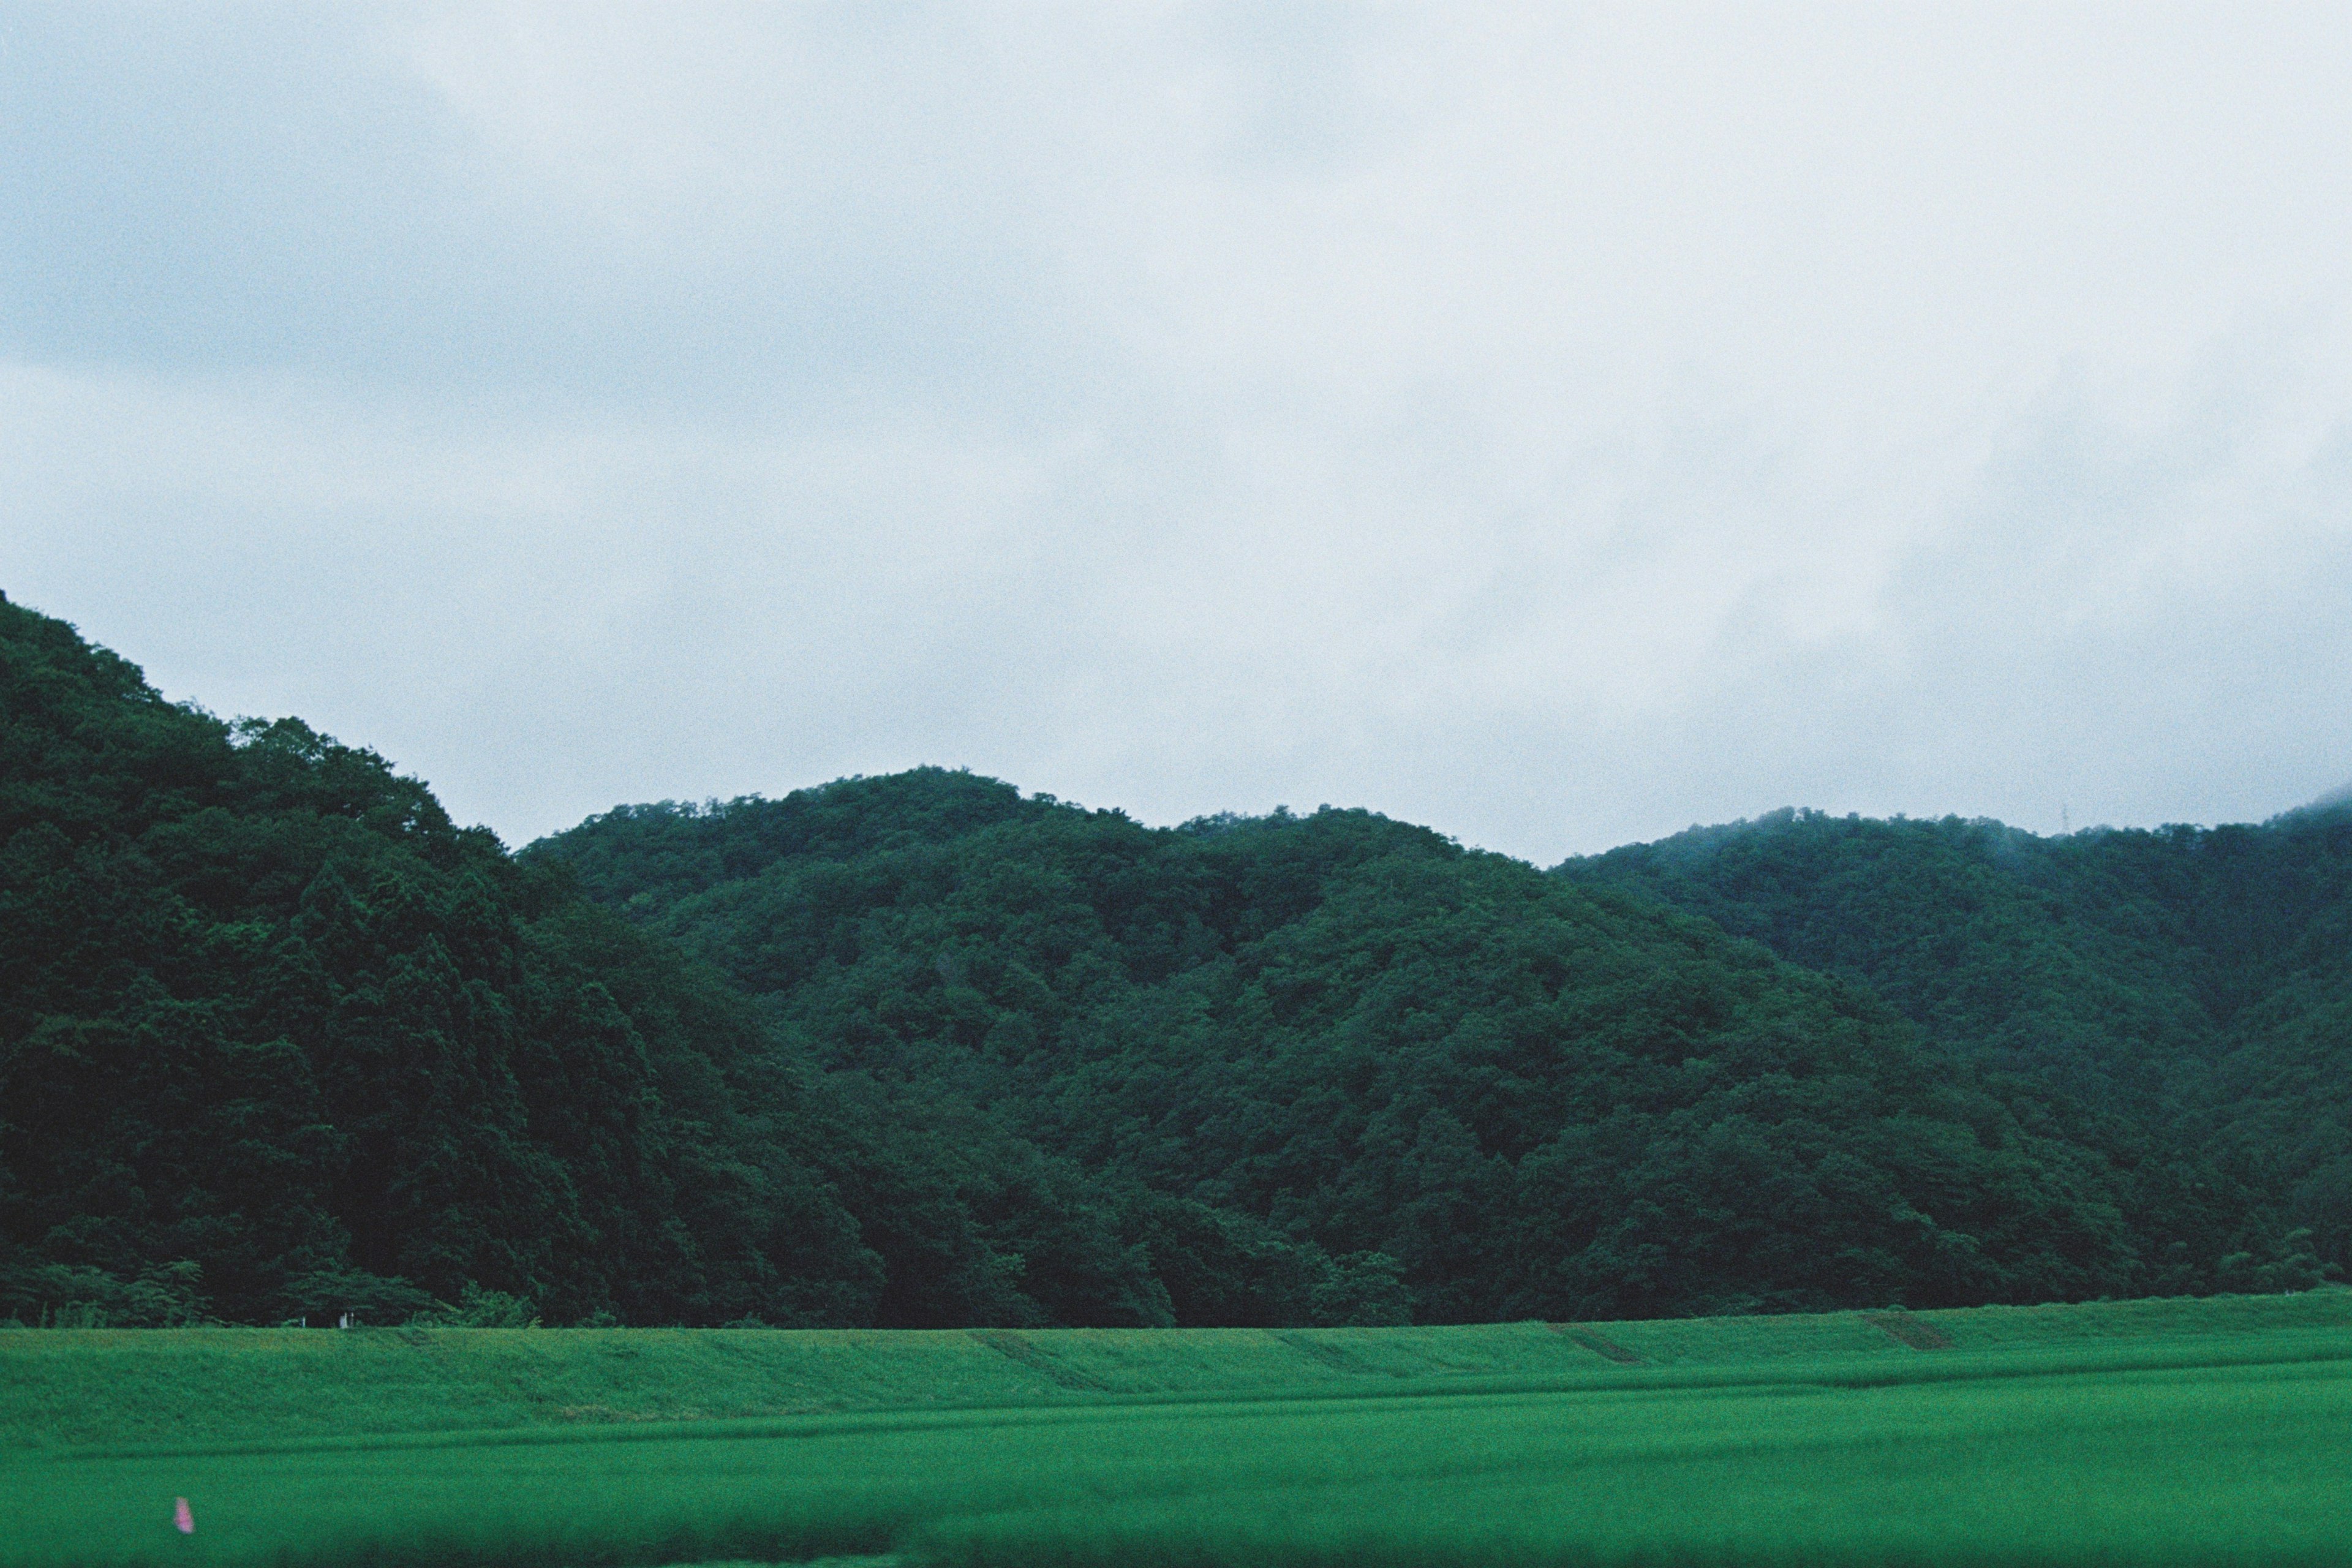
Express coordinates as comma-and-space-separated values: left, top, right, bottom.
7, 1292, 2352, 1568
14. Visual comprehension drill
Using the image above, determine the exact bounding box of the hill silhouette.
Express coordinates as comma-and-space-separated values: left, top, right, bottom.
1, 592, 2331, 1325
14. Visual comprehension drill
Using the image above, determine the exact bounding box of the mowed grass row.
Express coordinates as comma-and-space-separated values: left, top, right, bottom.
7, 1295, 2352, 1568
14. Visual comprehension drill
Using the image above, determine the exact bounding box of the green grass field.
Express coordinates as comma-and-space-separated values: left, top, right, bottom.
7, 1292, 2352, 1568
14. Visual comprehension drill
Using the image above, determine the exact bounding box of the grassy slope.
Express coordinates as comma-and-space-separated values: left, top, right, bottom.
9, 1294, 2352, 1568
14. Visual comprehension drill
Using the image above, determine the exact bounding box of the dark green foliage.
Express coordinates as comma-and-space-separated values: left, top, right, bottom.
1566, 805, 2352, 1285
534, 778, 2165, 1321
0, 597, 1246, 1329
0, 599, 886, 1325
10, 587, 2342, 1327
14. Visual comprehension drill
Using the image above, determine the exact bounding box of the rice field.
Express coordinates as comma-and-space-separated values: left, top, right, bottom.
7, 1292, 2352, 1568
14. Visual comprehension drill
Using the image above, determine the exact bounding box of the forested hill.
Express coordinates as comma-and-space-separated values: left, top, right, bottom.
1, 592, 2326, 1329
0, 592, 981, 1330
1565, 806, 2352, 1279
535, 782, 2307, 1319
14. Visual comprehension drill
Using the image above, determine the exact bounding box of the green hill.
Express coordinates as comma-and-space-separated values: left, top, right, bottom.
533, 779, 2209, 1321
4, 589, 2332, 1328
1566, 805, 2352, 1281
0, 594, 1080, 1330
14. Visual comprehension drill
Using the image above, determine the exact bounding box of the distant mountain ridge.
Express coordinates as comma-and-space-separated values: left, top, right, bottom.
1, 589, 2336, 1326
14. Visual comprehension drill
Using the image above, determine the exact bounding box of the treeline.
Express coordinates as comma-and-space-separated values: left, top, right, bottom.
3, 592, 2336, 1326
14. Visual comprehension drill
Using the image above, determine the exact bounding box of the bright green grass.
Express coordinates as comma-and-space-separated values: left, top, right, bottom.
10, 1291, 2350, 1452
7, 1294, 2352, 1568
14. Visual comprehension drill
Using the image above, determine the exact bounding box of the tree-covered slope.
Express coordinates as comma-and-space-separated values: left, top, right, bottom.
0, 595, 1171, 1329
536, 780, 2235, 1321
8, 590, 2325, 1327
1566, 806, 2352, 1278
0, 594, 894, 1325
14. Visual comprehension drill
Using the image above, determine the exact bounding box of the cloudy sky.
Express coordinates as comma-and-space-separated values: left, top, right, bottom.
6, 4, 2350, 862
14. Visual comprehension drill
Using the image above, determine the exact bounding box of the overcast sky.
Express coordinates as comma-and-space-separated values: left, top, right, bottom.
6, 4, 2350, 861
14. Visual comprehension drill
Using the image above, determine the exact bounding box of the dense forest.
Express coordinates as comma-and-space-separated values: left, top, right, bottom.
1568, 807, 2352, 1281
2, 592, 2339, 1327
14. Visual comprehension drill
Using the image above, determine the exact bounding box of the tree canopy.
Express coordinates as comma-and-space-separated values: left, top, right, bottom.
536, 778, 2248, 1320
2, 595, 1102, 1327
6, 592, 2333, 1326
1567, 807, 2352, 1288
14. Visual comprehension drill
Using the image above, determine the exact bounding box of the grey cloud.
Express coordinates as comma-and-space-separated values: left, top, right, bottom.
4, 4, 2350, 861
1, 6, 1071, 415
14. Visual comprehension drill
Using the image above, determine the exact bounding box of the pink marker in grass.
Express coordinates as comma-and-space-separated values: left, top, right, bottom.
173, 1498, 194, 1534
